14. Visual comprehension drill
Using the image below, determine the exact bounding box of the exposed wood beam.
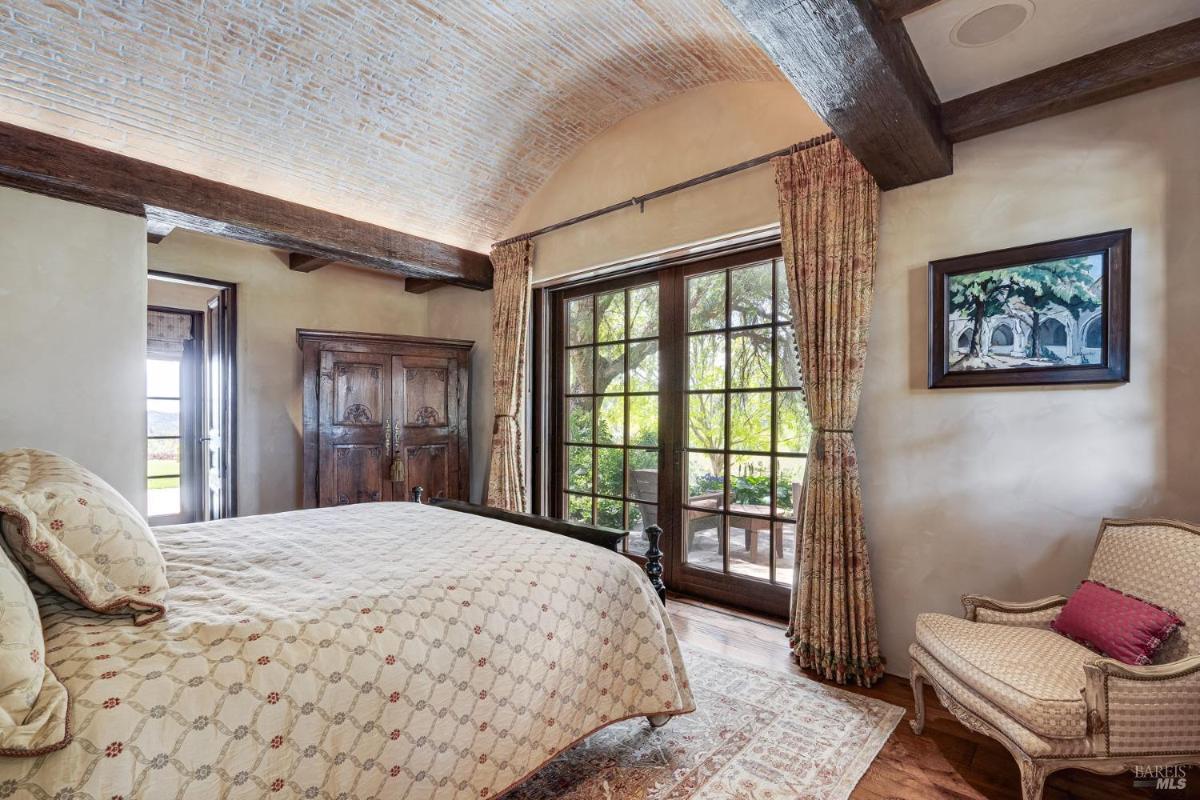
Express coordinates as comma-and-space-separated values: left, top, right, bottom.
941, 18, 1200, 143
0, 122, 493, 289
404, 278, 444, 294
871, 0, 943, 22
288, 253, 335, 273
720, 0, 952, 189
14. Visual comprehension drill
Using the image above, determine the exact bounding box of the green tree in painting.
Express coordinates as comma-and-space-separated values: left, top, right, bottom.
1006, 258, 1099, 358
949, 271, 1015, 360
949, 257, 1100, 365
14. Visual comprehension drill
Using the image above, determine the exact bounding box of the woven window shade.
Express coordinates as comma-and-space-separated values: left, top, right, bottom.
147, 310, 193, 358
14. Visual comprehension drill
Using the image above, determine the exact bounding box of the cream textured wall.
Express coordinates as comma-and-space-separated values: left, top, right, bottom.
506, 81, 827, 279
147, 278, 219, 312
0, 188, 148, 509
864, 78, 1200, 670
147, 231, 430, 516
502, 77, 1200, 673
426, 288, 494, 504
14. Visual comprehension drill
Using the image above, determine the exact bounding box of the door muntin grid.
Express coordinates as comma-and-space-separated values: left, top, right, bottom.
683, 257, 810, 586
561, 282, 660, 552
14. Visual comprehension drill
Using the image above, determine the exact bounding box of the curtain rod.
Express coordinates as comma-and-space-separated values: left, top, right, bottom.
495, 131, 836, 248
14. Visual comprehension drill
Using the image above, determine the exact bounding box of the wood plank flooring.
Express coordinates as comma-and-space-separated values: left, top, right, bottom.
666, 596, 1194, 800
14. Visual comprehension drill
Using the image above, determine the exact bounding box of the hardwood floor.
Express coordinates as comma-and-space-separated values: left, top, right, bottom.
665, 596, 1193, 800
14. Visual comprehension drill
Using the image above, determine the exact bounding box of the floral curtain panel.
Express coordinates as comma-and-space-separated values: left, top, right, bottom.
485, 239, 534, 512
774, 138, 884, 687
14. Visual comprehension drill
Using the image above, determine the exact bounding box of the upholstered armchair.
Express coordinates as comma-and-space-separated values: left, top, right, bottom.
909, 518, 1200, 800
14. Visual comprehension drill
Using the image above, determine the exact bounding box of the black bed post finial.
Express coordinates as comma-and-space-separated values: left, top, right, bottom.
410, 486, 424, 504
644, 525, 666, 605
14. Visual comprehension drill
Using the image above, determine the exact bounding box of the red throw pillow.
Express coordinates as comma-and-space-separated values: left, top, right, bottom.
1051, 580, 1183, 665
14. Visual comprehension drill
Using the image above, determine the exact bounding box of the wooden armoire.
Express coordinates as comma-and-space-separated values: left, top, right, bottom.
299, 329, 472, 508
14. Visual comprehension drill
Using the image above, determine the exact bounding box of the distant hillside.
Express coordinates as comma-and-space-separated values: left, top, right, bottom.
148, 409, 178, 437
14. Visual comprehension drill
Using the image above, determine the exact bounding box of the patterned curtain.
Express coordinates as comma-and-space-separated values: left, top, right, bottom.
774, 138, 884, 687
484, 239, 534, 511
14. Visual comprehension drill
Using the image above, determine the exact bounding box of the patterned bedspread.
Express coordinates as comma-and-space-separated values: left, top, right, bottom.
2, 503, 694, 799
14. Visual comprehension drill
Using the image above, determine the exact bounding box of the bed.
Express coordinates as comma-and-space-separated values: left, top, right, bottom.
2, 500, 694, 799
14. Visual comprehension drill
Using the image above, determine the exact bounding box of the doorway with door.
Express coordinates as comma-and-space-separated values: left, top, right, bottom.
541, 244, 809, 617
146, 272, 237, 524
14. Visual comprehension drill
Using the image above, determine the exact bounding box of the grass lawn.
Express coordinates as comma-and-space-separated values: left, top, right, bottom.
148, 458, 180, 489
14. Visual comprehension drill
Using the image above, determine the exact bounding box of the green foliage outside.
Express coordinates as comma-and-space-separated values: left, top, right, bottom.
566, 262, 812, 521
147, 458, 179, 489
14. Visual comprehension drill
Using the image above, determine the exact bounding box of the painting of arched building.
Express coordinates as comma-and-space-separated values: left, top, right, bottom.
932, 231, 1129, 389
945, 253, 1105, 372
949, 306, 1102, 364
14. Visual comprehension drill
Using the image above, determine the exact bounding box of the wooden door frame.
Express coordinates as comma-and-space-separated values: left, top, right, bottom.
148, 270, 238, 519
146, 305, 205, 526
533, 241, 794, 618
530, 286, 549, 516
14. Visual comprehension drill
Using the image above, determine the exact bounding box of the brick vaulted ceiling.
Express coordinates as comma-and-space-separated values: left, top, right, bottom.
0, 1, 783, 252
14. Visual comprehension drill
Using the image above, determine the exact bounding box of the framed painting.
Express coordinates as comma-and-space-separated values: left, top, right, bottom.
928, 229, 1130, 389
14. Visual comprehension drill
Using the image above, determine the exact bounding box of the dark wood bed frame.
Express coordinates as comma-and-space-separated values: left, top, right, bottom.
409, 487, 666, 604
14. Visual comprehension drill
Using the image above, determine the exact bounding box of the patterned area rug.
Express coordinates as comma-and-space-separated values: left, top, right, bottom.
506, 644, 903, 800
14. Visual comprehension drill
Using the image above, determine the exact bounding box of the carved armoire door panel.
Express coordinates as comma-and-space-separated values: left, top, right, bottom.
317, 350, 393, 506
391, 354, 462, 501
300, 330, 471, 509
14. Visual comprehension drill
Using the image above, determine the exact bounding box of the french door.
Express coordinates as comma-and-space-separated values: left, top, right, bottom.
547, 245, 810, 617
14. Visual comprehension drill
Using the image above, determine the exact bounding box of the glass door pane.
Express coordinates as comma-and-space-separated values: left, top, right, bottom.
546, 245, 801, 617
682, 257, 809, 590
557, 279, 661, 553
147, 358, 183, 519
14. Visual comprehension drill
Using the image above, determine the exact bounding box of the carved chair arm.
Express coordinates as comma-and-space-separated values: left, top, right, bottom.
961, 594, 1068, 628
1082, 655, 1200, 755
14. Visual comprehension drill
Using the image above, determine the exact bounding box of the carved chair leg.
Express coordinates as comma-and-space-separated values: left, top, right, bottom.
909, 663, 926, 735
1017, 756, 1046, 800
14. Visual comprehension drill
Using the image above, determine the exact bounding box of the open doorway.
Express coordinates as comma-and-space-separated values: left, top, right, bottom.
147, 271, 237, 523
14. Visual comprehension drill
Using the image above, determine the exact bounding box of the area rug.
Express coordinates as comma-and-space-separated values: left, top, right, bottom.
505, 643, 904, 800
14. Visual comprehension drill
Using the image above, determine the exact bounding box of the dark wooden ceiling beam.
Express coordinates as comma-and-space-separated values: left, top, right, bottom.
404, 278, 444, 294
0, 122, 492, 289
288, 253, 336, 273
870, 0, 944, 22
720, 0, 952, 189
941, 18, 1200, 143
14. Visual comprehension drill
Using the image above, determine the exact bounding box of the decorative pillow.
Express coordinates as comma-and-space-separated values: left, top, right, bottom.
0, 542, 71, 756
1051, 580, 1182, 665
0, 448, 168, 625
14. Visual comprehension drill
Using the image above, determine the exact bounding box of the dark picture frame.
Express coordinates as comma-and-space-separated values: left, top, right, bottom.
928, 229, 1131, 389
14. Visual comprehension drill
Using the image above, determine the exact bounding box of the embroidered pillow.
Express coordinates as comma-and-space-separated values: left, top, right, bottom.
0, 449, 168, 625
0, 542, 71, 756
1051, 580, 1182, 665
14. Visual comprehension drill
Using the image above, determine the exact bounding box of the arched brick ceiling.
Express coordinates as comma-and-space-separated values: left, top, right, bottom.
0, 1, 782, 251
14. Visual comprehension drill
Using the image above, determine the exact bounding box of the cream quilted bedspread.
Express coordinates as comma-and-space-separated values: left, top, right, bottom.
2, 503, 694, 799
